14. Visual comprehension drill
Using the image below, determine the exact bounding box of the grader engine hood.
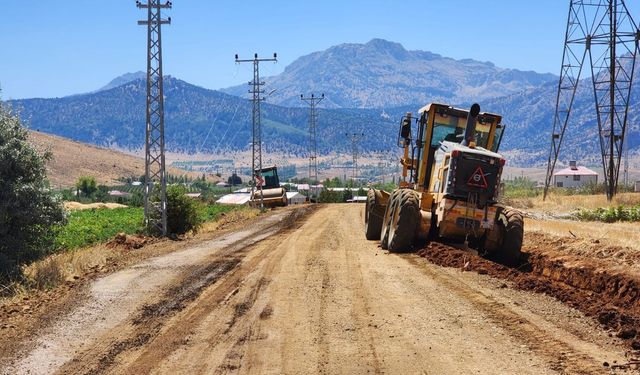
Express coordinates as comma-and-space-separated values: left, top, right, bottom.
441, 142, 504, 205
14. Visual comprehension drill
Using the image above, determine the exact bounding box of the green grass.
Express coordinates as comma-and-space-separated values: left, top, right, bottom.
53, 203, 245, 251
198, 204, 244, 222
54, 207, 144, 250
574, 205, 640, 223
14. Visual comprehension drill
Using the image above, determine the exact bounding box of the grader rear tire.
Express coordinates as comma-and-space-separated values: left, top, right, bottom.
365, 189, 385, 240
496, 207, 524, 267
388, 190, 421, 252
380, 190, 401, 250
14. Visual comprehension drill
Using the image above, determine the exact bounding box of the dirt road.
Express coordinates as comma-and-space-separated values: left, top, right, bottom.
1, 205, 632, 374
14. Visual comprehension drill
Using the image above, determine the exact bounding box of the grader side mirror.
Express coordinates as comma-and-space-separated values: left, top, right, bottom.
400, 119, 411, 139
398, 113, 412, 147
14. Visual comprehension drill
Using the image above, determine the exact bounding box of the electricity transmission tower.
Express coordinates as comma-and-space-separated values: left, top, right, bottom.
301, 93, 324, 200
543, 0, 639, 201
137, 0, 171, 235
346, 133, 364, 187
235, 53, 277, 210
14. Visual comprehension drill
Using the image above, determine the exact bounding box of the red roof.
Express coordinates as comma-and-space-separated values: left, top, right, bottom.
553, 166, 598, 176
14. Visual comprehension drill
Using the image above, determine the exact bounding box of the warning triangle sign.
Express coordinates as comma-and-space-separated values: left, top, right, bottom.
467, 166, 488, 188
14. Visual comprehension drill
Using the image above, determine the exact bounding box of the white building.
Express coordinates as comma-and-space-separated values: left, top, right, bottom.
286, 192, 306, 205
553, 161, 598, 188
635, 181, 640, 193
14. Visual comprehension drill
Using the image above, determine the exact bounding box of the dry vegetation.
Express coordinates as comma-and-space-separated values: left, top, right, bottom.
509, 192, 640, 214
525, 218, 640, 254
28, 131, 201, 188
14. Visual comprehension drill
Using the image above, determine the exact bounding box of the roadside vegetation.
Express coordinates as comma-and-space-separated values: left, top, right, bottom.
0, 103, 66, 281
500, 176, 640, 222
574, 205, 640, 223
0, 102, 250, 295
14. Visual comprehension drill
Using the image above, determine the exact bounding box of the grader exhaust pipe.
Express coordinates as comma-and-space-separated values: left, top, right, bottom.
462, 103, 481, 147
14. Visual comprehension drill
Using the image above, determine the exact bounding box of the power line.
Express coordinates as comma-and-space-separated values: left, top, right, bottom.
137, 0, 171, 236
301, 93, 324, 200
543, 0, 639, 201
234, 53, 277, 210
346, 132, 364, 187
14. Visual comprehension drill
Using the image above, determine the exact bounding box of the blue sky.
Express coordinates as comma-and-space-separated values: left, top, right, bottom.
1, 1, 639, 99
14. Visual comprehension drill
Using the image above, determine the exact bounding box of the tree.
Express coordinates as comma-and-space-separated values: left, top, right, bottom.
76, 176, 97, 197
0, 104, 66, 278
228, 173, 242, 186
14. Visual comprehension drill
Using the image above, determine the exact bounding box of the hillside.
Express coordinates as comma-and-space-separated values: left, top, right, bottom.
222, 39, 557, 109
27, 131, 195, 188
11, 78, 397, 157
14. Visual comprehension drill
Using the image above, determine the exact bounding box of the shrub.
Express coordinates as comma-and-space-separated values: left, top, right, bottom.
0, 104, 66, 279
76, 176, 97, 197
166, 185, 202, 235
574, 205, 640, 222
318, 189, 342, 203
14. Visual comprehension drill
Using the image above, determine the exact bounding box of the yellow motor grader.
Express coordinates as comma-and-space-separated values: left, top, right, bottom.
364, 103, 523, 265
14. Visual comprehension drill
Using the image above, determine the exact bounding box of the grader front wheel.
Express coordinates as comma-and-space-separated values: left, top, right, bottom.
387, 190, 421, 252
380, 190, 402, 250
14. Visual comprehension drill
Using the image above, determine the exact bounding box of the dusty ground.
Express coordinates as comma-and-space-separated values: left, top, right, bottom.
1, 204, 638, 374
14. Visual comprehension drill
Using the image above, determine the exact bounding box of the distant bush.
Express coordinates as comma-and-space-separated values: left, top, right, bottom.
0, 104, 66, 279
318, 189, 343, 203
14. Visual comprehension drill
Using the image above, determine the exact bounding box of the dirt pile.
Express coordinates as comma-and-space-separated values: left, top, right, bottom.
416, 236, 640, 355
106, 233, 150, 250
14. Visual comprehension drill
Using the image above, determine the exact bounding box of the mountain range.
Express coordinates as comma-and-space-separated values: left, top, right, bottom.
222, 39, 557, 109
7, 39, 640, 168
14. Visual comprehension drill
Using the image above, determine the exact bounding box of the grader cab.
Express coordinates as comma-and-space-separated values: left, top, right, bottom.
364, 103, 523, 265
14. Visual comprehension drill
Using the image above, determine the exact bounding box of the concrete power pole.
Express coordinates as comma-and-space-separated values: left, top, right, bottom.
235, 53, 277, 210
301, 93, 324, 201
137, 0, 171, 236
346, 133, 364, 187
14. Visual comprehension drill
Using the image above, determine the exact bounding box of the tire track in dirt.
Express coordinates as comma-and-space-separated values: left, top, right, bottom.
406, 255, 608, 374
15, 206, 317, 375
100, 207, 317, 374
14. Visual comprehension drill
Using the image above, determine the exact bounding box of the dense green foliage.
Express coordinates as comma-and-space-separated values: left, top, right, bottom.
76, 176, 97, 197
0, 104, 66, 278
53, 203, 242, 251
54, 208, 144, 250
575, 205, 640, 223
165, 185, 203, 235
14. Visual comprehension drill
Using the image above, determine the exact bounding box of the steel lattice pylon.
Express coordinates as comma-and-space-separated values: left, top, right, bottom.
544, 0, 640, 201
301, 93, 324, 200
137, 0, 171, 235
346, 133, 364, 187
235, 53, 277, 210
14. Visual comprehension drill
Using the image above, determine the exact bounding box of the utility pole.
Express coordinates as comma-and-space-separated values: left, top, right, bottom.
301, 93, 324, 201
235, 53, 277, 210
543, 0, 639, 201
137, 0, 171, 236
346, 133, 364, 187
